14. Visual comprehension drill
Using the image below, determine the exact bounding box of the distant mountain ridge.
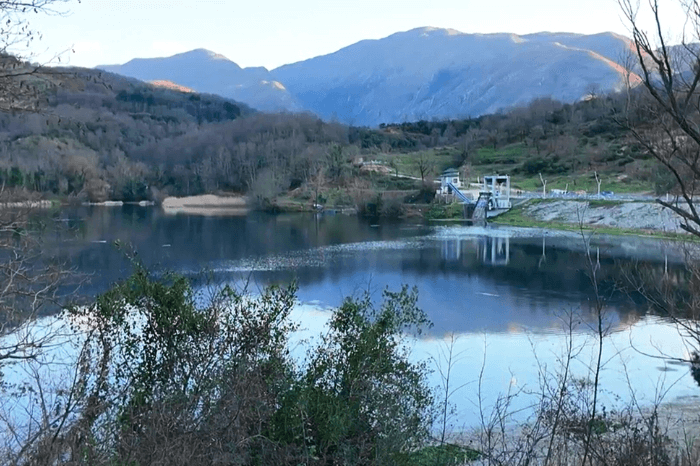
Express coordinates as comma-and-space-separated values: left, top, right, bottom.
99, 49, 302, 112
98, 27, 641, 126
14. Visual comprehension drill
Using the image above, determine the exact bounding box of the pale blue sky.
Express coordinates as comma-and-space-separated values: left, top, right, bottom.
22, 0, 691, 70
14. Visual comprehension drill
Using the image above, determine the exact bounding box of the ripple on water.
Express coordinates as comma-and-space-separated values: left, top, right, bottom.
204, 239, 428, 273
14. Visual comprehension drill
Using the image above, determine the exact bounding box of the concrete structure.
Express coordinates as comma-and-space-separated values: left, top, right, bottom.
482, 175, 512, 210
438, 168, 462, 196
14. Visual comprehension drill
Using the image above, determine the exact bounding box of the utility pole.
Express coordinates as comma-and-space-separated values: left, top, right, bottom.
539, 173, 547, 198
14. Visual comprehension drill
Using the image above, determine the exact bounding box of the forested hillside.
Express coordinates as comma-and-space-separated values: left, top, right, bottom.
0, 63, 257, 201
0, 58, 663, 204
374, 94, 661, 194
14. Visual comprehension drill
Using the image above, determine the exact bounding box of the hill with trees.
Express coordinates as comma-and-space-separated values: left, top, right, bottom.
0, 52, 666, 208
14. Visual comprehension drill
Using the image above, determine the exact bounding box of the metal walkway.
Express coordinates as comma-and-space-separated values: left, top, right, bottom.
446, 182, 472, 204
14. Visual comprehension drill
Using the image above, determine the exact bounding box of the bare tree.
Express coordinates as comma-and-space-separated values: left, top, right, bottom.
0, 0, 74, 112
0, 197, 77, 365
0, 1, 70, 53
387, 157, 399, 178
619, 0, 700, 237
310, 163, 325, 207
0, 0, 80, 374
618, 0, 700, 410
414, 151, 435, 185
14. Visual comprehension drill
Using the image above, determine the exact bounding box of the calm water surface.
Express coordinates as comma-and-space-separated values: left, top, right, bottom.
52, 206, 685, 333
41, 206, 700, 425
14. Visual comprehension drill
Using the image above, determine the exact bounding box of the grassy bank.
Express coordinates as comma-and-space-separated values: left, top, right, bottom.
424, 202, 465, 220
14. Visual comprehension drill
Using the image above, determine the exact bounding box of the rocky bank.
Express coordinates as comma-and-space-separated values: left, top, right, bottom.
518, 200, 686, 234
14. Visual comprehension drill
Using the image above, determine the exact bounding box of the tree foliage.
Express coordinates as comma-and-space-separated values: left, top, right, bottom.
0, 0, 73, 112
5, 267, 435, 465
270, 286, 433, 466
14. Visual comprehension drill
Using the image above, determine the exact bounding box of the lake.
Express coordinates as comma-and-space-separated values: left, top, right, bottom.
36, 206, 700, 427
49, 206, 684, 332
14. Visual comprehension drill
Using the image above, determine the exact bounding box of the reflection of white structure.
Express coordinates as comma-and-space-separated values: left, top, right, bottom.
539, 236, 546, 268
480, 236, 510, 266
483, 175, 512, 210
441, 239, 462, 261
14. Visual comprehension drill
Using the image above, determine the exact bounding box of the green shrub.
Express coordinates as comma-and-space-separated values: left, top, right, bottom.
61, 266, 435, 466
270, 286, 434, 466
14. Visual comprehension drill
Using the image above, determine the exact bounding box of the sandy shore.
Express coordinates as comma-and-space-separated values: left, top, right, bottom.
161, 194, 249, 216
0, 200, 54, 209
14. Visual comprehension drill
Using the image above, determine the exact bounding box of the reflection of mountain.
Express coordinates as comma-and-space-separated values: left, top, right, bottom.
41, 208, 681, 334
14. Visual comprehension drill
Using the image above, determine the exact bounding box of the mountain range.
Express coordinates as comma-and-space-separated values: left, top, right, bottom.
98, 27, 641, 126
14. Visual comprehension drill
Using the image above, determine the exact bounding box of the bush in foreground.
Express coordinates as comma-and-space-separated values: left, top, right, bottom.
12, 266, 433, 466
3, 264, 699, 466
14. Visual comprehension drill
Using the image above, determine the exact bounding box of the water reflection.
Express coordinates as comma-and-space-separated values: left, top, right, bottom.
441, 236, 511, 266
290, 302, 699, 429
479, 236, 510, 266
36, 207, 690, 336
9, 207, 700, 430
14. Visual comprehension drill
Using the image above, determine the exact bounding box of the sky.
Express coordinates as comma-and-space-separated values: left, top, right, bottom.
17, 0, 693, 70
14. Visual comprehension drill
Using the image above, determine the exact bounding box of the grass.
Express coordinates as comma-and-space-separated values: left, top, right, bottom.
364, 172, 421, 191
509, 173, 651, 194
472, 143, 529, 166
373, 140, 656, 197
424, 203, 465, 220
376, 147, 462, 179
588, 199, 624, 208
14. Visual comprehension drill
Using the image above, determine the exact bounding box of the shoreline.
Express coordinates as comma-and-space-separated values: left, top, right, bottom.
452, 393, 700, 461
40, 193, 700, 244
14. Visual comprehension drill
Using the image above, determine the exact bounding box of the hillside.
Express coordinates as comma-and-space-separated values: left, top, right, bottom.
0, 55, 664, 209
0, 62, 356, 203
97, 28, 641, 126
273, 28, 640, 126
0, 63, 256, 201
